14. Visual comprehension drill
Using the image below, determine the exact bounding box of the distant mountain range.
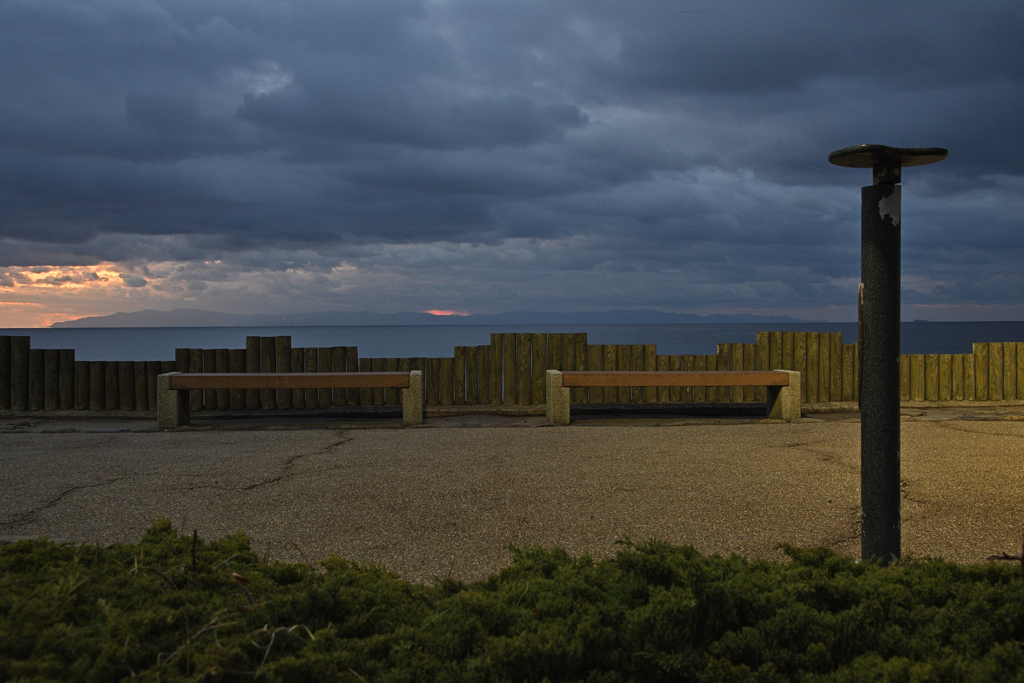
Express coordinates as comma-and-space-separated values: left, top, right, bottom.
51, 308, 808, 327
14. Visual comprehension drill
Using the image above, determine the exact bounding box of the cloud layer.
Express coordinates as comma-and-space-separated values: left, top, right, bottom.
1, 0, 1022, 325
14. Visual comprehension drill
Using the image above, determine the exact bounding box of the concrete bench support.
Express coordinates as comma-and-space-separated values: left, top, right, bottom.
545, 369, 801, 425
402, 370, 423, 427
157, 372, 190, 429
767, 370, 801, 422
546, 370, 571, 425
157, 371, 423, 429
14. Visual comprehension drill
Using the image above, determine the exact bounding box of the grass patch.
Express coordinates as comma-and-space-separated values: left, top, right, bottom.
2, 520, 1023, 681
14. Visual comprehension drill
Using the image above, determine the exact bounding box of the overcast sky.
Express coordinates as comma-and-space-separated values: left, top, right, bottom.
1, 0, 1022, 327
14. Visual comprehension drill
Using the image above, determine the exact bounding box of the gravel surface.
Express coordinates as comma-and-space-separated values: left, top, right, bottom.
1, 411, 1023, 583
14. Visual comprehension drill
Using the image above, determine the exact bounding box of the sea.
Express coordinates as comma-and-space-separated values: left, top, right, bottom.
3, 322, 1024, 361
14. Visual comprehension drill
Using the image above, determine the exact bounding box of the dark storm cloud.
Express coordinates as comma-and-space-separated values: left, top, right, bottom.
1, 0, 1022, 316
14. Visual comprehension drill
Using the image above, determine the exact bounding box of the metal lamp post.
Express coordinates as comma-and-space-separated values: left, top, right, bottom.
828, 144, 947, 564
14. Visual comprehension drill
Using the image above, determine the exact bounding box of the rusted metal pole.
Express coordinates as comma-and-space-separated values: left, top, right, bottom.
830, 144, 947, 564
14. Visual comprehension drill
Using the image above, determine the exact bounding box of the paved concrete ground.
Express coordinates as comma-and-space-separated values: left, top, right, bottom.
1, 408, 1023, 583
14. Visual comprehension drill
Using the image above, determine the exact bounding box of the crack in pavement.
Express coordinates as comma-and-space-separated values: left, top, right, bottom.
0, 477, 130, 530
1, 437, 353, 529
175, 436, 353, 493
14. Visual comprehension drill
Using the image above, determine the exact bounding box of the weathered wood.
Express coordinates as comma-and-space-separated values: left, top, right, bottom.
1018, 342, 1024, 399
974, 343, 989, 400
782, 331, 794, 370
319, 348, 334, 408
465, 345, 477, 404
169, 373, 412, 390
643, 344, 657, 403
952, 354, 964, 401
682, 355, 695, 402
104, 360, 119, 411
586, 345, 602, 403
490, 334, 503, 405
793, 332, 807, 403
356, 357, 371, 406
842, 345, 855, 401
806, 333, 819, 403
561, 370, 791, 388
175, 348, 189, 373
716, 343, 731, 403
939, 354, 952, 401
656, 355, 670, 402
135, 360, 149, 411
10, 336, 29, 411
277, 337, 293, 409
548, 333, 563, 372
1003, 342, 1016, 401
770, 331, 783, 370
118, 361, 134, 411
502, 333, 516, 405
426, 358, 440, 405
89, 361, 105, 411
925, 354, 939, 401
74, 360, 89, 410
372, 359, 387, 405
439, 357, 454, 405
516, 334, 531, 405
229, 349, 245, 410
306, 349, 320, 407
454, 346, 466, 404
147, 361, 161, 411
187, 349, 202, 410
27, 348, 44, 410
245, 337, 260, 409
900, 355, 910, 401
532, 333, 546, 405
344, 347, 359, 405
989, 342, 1003, 401
562, 334, 575, 372
59, 349, 75, 410
830, 333, 843, 402
574, 334, 588, 402
43, 349, 60, 411
730, 343, 744, 403
668, 355, 683, 402
617, 345, 631, 403
705, 355, 719, 400
201, 348, 216, 410
259, 339, 275, 410
818, 333, 830, 403
693, 355, 706, 402
755, 332, 768, 401
630, 344, 644, 403
964, 353, 976, 400
910, 355, 925, 401
0, 336, 10, 410
385, 358, 400, 405
331, 347, 347, 407
479, 346, 490, 404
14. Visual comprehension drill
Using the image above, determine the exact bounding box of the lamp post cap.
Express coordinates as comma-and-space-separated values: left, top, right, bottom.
828, 144, 947, 168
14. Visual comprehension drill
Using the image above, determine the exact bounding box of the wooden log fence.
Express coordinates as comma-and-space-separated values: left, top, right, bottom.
5, 333, 1024, 412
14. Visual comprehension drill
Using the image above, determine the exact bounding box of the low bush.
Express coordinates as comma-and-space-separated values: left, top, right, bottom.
1, 520, 1022, 681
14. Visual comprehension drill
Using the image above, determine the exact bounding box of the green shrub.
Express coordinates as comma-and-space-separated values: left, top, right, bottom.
1, 521, 1022, 681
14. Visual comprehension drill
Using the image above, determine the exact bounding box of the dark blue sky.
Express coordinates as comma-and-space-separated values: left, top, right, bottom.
1, 0, 1022, 326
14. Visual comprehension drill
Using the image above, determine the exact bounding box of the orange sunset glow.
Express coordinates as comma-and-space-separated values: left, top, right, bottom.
422, 310, 471, 317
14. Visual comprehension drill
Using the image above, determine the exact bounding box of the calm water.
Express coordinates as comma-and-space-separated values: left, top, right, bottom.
3, 322, 1024, 361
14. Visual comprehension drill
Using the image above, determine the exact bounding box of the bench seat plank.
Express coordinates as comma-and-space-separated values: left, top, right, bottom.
168, 372, 411, 390
561, 371, 789, 388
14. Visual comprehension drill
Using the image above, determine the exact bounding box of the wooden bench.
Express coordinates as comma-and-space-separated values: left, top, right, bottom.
157, 371, 423, 428
545, 370, 801, 424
